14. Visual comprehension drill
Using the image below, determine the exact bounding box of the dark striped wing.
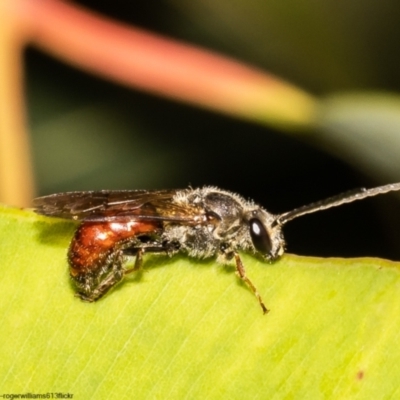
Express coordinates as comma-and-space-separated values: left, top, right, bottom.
33, 189, 204, 224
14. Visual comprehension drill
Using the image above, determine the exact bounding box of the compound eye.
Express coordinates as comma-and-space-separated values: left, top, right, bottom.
249, 218, 272, 256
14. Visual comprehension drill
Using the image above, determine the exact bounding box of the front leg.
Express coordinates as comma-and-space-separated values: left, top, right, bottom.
234, 252, 269, 314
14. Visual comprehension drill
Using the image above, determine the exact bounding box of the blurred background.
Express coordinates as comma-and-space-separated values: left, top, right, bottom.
21, 0, 400, 259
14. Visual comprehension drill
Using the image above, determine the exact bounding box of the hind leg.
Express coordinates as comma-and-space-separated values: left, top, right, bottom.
75, 250, 126, 302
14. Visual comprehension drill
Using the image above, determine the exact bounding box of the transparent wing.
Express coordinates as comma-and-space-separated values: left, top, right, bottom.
33, 189, 203, 223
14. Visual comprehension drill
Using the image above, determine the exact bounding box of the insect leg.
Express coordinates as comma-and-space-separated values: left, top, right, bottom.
123, 240, 171, 275
124, 248, 144, 274
76, 251, 126, 302
234, 253, 269, 314
78, 245, 165, 302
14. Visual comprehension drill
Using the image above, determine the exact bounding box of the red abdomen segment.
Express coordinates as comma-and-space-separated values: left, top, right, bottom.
68, 220, 160, 279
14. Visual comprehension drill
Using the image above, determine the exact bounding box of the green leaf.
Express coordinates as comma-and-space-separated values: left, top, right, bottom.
1, 204, 400, 399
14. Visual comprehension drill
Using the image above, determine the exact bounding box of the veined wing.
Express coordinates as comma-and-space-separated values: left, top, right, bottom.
33, 189, 205, 224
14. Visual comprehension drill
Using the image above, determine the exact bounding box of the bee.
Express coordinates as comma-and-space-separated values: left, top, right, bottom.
33, 183, 400, 313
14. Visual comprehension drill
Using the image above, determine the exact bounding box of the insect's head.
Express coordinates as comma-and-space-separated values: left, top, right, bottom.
246, 208, 285, 261
247, 182, 400, 262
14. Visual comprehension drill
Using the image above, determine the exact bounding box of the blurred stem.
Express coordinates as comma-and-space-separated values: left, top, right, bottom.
22, 0, 317, 129
0, 1, 35, 207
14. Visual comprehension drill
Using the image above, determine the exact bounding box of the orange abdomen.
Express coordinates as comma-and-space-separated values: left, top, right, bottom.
68, 220, 160, 278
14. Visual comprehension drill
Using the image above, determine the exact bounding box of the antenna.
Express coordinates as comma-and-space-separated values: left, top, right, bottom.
276, 182, 400, 226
